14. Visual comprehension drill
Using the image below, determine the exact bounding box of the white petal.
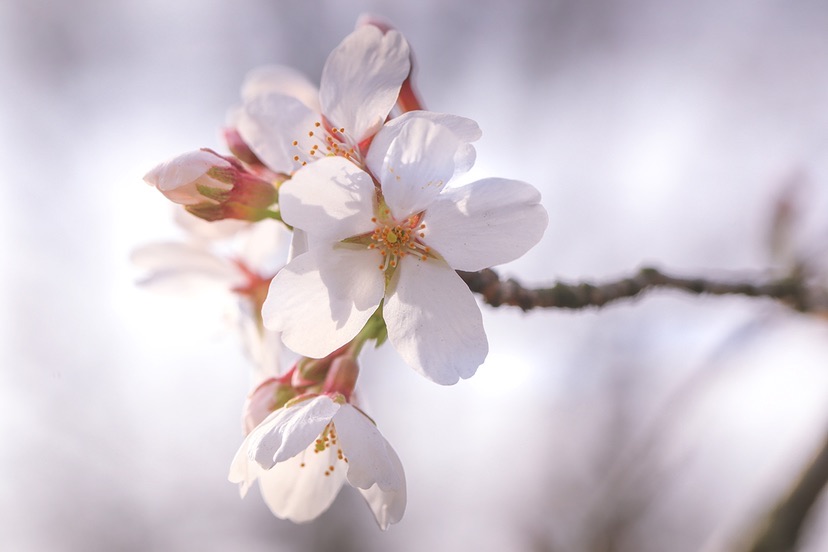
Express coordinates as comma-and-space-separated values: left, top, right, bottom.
280, 157, 377, 241
240, 320, 283, 385
262, 247, 385, 359
366, 111, 481, 181
237, 92, 319, 174
228, 435, 260, 496
334, 405, 402, 491
320, 26, 410, 143
240, 65, 321, 112
236, 218, 290, 275
288, 228, 308, 262
130, 242, 244, 292
372, 118, 464, 218
357, 444, 406, 530
422, 178, 548, 271
384, 258, 488, 384
257, 439, 348, 523
247, 396, 340, 469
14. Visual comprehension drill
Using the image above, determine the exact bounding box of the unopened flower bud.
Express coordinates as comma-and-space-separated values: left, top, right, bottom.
144, 149, 233, 206
144, 149, 279, 222
322, 356, 360, 400
293, 344, 350, 386
242, 376, 297, 435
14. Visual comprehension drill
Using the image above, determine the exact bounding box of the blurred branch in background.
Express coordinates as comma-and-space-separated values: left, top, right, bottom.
736, 423, 828, 552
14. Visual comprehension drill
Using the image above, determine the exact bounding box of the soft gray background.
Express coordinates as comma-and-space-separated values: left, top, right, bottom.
4, 1, 828, 551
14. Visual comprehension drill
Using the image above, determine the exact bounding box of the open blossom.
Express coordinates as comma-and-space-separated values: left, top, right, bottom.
233, 24, 410, 175
229, 394, 405, 529
262, 117, 548, 384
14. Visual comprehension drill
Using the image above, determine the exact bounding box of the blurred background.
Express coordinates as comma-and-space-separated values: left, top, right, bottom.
4, 0, 828, 550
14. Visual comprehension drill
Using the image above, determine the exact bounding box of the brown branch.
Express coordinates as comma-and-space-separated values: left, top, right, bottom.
737, 423, 828, 552
459, 266, 815, 312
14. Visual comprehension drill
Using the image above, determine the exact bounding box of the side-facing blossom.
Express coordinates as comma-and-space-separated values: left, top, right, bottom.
233, 24, 410, 175
132, 214, 288, 384
229, 394, 405, 530
262, 117, 548, 384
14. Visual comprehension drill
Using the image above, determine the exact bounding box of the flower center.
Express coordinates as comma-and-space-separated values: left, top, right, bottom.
368, 213, 429, 271
298, 422, 349, 477
291, 121, 360, 169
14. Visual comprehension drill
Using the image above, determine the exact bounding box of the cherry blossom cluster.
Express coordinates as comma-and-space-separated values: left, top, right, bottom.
140, 18, 547, 529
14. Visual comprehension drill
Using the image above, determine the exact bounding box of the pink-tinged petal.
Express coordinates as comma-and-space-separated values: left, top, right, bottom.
334, 405, 402, 491
262, 247, 385, 359
372, 118, 463, 218
384, 258, 488, 384
280, 157, 377, 241
144, 150, 228, 190
257, 441, 348, 523
320, 26, 410, 142
237, 92, 319, 174
357, 444, 406, 530
144, 150, 232, 205
240, 65, 321, 112
422, 178, 548, 271
366, 111, 482, 180
247, 396, 340, 469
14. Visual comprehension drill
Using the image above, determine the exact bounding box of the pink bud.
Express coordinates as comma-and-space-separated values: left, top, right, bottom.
322, 356, 360, 400
356, 14, 395, 34
145, 149, 280, 222
143, 150, 233, 206
242, 376, 296, 435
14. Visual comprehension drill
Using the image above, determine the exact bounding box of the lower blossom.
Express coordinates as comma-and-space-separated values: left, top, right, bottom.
229, 394, 406, 529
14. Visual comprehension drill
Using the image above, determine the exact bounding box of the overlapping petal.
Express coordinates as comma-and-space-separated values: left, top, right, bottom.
280, 157, 378, 242
335, 404, 403, 491
422, 177, 549, 271
263, 246, 385, 358
357, 444, 406, 530
384, 258, 488, 384
257, 441, 348, 523
320, 26, 410, 143
246, 395, 340, 469
366, 111, 482, 182
240, 65, 321, 112
237, 93, 319, 174
371, 118, 465, 217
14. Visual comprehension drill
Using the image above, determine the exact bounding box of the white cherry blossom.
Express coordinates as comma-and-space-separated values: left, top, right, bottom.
235, 24, 410, 175
229, 394, 405, 530
263, 118, 548, 384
